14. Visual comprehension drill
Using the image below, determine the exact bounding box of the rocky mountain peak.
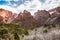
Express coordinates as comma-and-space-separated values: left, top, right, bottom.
0, 9, 12, 18
22, 10, 31, 16
56, 6, 60, 12
34, 10, 50, 19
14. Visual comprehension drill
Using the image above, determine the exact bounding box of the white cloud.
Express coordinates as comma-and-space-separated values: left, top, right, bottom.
0, 0, 60, 15
0, 5, 18, 13
43, 0, 60, 10
1, 0, 19, 1
5, 0, 12, 1
16, 0, 60, 15
13, 0, 19, 1
17, 0, 42, 15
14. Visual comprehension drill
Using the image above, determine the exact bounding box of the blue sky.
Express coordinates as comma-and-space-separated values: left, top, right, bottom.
0, 0, 24, 7
0, 0, 60, 15
0, 0, 46, 7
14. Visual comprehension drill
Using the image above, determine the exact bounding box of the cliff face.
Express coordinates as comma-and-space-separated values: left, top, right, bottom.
34, 10, 50, 24
0, 6, 60, 25
0, 9, 12, 18
47, 6, 60, 24
0, 16, 3, 22
0, 9, 18, 23
12, 10, 40, 26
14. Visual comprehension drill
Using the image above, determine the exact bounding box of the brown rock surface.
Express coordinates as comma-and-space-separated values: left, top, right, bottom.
34, 10, 50, 24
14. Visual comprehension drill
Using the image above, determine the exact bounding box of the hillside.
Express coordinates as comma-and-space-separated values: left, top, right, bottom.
0, 6, 60, 40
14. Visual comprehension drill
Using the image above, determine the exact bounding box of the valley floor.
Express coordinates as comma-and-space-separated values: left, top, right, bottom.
21, 25, 60, 40
0, 23, 60, 40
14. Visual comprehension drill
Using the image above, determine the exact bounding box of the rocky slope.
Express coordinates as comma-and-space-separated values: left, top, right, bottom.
0, 9, 18, 23
12, 10, 40, 26
0, 6, 60, 40
0, 6, 60, 26
21, 26, 60, 40
48, 6, 60, 24
34, 10, 50, 25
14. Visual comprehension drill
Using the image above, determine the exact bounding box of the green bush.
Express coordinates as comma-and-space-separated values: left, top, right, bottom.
48, 26, 51, 29
0, 29, 8, 39
0, 29, 8, 34
22, 35, 24, 37
43, 29, 48, 33
23, 30, 29, 35
58, 27, 60, 30
44, 24, 50, 27
52, 24, 56, 28
14, 32, 20, 40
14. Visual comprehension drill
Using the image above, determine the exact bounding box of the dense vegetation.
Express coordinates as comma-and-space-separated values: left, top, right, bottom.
0, 22, 40, 40
0, 22, 57, 40
0, 23, 28, 40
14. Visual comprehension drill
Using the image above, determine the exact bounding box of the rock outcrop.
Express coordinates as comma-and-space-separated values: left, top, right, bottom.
0, 16, 3, 22
12, 10, 39, 26
34, 10, 50, 24
0, 9, 18, 23
48, 6, 60, 24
